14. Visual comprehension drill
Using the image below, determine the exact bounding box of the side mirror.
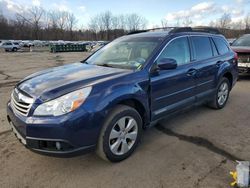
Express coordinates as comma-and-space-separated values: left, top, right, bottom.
158, 58, 177, 70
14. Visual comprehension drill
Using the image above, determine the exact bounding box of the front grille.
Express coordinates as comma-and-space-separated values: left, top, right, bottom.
10, 88, 34, 116
238, 53, 250, 63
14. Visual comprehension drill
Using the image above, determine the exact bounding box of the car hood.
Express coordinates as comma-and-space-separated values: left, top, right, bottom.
231, 46, 250, 53
17, 62, 131, 102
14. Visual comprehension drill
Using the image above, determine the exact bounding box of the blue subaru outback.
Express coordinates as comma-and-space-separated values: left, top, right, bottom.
7, 27, 238, 162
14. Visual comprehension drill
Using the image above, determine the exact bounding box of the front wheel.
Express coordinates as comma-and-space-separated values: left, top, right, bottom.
96, 105, 142, 162
208, 77, 230, 109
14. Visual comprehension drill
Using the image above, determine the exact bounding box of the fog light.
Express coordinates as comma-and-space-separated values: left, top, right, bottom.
56, 142, 61, 150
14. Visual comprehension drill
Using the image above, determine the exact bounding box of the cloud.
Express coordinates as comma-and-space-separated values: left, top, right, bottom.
165, 1, 248, 26
165, 2, 217, 22
234, 0, 250, 3
52, 2, 71, 12
78, 6, 86, 12
32, 0, 41, 7
0, 0, 27, 18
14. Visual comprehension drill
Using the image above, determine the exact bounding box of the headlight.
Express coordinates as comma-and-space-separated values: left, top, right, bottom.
33, 87, 92, 116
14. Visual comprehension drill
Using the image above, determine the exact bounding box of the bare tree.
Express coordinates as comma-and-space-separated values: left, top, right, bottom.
218, 13, 231, 29
161, 19, 168, 28
66, 13, 77, 40
182, 16, 192, 27
244, 12, 250, 31
117, 15, 126, 30
57, 11, 69, 38
126, 13, 147, 31
16, 6, 44, 39
100, 11, 112, 40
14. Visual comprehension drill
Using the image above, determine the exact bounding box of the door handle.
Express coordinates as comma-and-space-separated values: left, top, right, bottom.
187, 69, 197, 76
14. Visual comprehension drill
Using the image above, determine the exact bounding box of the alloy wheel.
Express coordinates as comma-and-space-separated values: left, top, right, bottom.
109, 116, 138, 155
217, 82, 229, 106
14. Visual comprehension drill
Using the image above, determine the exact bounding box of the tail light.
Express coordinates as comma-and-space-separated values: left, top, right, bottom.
234, 52, 238, 61
233, 52, 238, 66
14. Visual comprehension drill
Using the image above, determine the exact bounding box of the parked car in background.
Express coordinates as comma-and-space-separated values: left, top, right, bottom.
0, 41, 21, 52
227, 38, 236, 45
231, 34, 250, 73
21, 40, 34, 47
7, 27, 238, 162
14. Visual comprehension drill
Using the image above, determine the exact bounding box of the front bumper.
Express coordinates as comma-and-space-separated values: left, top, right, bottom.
238, 62, 250, 73
6, 102, 103, 157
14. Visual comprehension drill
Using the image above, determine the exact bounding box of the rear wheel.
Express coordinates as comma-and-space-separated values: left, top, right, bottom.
12, 47, 17, 52
96, 105, 142, 162
208, 77, 230, 109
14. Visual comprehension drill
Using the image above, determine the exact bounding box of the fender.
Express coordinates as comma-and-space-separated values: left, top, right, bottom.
216, 60, 233, 85
95, 83, 150, 123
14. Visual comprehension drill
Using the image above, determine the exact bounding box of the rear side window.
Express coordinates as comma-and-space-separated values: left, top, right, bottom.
210, 39, 219, 56
157, 37, 190, 66
213, 37, 229, 55
191, 36, 213, 61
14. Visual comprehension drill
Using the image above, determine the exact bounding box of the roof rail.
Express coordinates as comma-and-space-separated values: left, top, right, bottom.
127, 26, 222, 35
127, 27, 178, 35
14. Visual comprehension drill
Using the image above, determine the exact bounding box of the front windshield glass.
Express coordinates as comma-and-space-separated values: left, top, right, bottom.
232, 35, 250, 47
85, 36, 163, 70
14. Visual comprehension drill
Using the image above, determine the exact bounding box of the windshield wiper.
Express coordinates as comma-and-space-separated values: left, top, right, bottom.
96, 63, 114, 68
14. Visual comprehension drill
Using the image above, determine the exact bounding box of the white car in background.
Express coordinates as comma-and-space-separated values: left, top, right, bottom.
0, 42, 21, 52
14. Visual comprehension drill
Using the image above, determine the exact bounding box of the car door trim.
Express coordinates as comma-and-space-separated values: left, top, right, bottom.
154, 85, 196, 101
153, 96, 195, 116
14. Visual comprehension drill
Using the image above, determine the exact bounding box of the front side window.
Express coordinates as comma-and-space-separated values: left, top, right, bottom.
85, 36, 163, 70
191, 36, 213, 61
157, 37, 190, 66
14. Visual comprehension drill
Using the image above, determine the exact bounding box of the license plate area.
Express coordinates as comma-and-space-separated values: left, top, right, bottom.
238, 62, 250, 68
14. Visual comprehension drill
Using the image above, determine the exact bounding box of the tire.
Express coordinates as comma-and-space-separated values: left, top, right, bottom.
12, 47, 17, 52
208, 77, 230, 109
96, 105, 142, 162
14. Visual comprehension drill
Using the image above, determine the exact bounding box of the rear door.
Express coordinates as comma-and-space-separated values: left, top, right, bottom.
150, 36, 196, 121
190, 36, 219, 100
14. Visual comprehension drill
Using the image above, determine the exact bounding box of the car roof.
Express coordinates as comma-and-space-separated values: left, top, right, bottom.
127, 31, 223, 39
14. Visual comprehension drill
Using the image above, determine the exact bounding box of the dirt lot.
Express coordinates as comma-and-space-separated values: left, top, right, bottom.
1, 51, 250, 188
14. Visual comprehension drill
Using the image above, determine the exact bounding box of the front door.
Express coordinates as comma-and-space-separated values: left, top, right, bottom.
150, 36, 196, 121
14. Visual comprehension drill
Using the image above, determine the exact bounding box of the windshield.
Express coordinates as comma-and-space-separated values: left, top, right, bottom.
232, 35, 250, 47
85, 36, 163, 70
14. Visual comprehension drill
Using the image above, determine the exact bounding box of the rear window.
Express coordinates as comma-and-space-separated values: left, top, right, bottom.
213, 37, 229, 55
191, 36, 213, 61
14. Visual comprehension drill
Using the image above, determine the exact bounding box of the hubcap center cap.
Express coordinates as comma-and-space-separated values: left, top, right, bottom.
120, 132, 126, 139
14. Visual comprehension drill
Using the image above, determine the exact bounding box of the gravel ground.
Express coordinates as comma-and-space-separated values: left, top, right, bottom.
0, 51, 250, 188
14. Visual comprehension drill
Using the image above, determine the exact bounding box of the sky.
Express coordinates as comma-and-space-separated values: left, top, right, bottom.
0, 0, 250, 28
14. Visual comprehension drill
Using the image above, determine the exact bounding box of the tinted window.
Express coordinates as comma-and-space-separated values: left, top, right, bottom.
210, 39, 219, 56
157, 37, 190, 66
192, 36, 213, 60
213, 37, 229, 55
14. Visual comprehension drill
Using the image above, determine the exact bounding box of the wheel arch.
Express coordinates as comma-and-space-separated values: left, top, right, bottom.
116, 98, 150, 128
222, 72, 233, 90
